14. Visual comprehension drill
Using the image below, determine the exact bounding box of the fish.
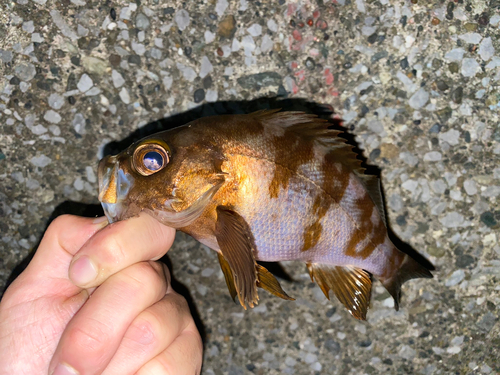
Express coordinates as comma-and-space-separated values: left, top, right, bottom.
97, 110, 434, 320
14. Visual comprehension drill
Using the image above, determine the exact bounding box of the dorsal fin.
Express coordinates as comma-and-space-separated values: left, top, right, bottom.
358, 174, 387, 226
254, 110, 389, 225
253, 110, 366, 176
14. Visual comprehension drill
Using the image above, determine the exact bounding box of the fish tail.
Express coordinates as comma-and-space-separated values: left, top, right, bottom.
379, 250, 434, 311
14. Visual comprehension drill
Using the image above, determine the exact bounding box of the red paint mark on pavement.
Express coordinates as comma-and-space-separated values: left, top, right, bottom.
316, 19, 328, 30
324, 68, 334, 85
294, 69, 306, 82
328, 87, 339, 96
292, 29, 302, 41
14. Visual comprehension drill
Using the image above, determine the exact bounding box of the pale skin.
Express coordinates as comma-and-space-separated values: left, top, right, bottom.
0, 213, 203, 375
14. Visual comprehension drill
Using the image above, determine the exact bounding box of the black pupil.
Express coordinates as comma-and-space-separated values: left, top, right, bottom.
143, 151, 164, 171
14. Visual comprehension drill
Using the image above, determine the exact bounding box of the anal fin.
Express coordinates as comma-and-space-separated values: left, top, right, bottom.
217, 253, 295, 303
307, 263, 372, 320
256, 264, 295, 301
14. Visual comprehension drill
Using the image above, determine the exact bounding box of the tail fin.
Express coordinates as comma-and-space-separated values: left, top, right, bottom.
379, 253, 434, 311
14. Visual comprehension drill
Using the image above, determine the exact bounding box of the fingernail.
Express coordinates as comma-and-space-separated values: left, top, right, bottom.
51, 363, 79, 375
93, 216, 109, 228
71, 255, 98, 286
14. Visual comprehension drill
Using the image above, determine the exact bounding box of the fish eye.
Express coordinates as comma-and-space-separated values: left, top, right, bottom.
143, 151, 163, 171
133, 142, 170, 176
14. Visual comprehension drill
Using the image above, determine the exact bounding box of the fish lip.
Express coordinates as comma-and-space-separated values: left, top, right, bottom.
101, 202, 124, 224
98, 155, 134, 223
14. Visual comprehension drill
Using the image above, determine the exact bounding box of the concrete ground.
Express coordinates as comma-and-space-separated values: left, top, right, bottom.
1, 0, 499, 373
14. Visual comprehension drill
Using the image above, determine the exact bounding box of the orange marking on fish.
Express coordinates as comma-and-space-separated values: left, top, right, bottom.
356, 221, 386, 259
101, 172, 117, 204
344, 191, 383, 259
302, 194, 331, 251
269, 164, 293, 199
302, 221, 323, 252
269, 129, 314, 198
322, 151, 350, 203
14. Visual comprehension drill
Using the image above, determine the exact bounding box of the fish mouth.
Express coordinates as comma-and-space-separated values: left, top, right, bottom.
98, 155, 133, 223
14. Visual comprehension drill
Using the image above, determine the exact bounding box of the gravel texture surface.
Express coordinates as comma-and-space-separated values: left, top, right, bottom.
1, 0, 499, 374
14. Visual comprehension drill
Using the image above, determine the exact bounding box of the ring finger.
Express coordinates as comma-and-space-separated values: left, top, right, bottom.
102, 289, 196, 375
137, 321, 203, 375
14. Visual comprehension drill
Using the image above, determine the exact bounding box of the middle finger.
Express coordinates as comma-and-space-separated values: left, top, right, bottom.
49, 261, 168, 375
102, 289, 193, 375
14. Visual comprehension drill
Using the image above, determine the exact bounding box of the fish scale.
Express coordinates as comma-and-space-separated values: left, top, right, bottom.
98, 110, 434, 319
222, 146, 391, 276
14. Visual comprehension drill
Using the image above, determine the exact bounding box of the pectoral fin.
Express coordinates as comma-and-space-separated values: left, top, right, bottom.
217, 252, 237, 302
307, 263, 372, 320
218, 251, 294, 303
215, 206, 259, 309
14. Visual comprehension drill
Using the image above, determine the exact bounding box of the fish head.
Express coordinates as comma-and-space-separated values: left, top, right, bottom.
98, 132, 225, 228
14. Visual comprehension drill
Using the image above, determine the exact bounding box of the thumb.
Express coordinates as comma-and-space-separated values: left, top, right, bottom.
12, 215, 108, 299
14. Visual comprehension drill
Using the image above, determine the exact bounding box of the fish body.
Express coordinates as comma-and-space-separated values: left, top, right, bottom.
98, 110, 434, 319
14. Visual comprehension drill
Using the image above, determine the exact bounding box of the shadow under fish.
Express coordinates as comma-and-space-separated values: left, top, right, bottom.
97, 110, 434, 320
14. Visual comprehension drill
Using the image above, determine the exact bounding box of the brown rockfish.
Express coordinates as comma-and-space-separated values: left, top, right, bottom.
98, 110, 434, 320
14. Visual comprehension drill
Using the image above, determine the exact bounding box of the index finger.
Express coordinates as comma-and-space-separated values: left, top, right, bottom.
68, 212, 175, 288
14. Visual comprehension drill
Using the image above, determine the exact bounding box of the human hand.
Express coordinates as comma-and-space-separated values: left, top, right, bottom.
0, 213, 202, 375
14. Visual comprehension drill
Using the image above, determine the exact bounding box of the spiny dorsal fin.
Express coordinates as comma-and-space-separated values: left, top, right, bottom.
256, 264, 295, 301
307, 263, 372, 320
215, 206, 259, 310
358, 174, 387, 226
254, 110, 366, 176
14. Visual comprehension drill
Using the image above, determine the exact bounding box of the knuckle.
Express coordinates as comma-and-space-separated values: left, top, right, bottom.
169, 292, 190, 313
120, 262, 164, 295
149, 261, 171, 286
48, 215, 79, 253
185, 323, 203, 354
147, 260, 164, 276
47, 215, 72, 237
52, 214, 74, 227
193, 335, 203, 374
68, 318, 111, 355
99, 230, 128, 264
136, 357, 174, 375
133, 262, 162, 284
125, 315, 158, 349
193, 330, 203, 354
161, 263, 172, 285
